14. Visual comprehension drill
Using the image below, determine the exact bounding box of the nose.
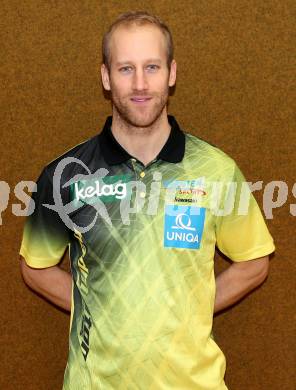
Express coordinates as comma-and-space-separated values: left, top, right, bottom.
132, 68, 148, 92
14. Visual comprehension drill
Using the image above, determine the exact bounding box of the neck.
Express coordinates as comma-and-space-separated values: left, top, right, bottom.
111, 108, 171, 166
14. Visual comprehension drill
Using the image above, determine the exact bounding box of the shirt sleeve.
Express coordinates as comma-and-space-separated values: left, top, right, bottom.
19, 167, 70, 268
215, 163, 275, 261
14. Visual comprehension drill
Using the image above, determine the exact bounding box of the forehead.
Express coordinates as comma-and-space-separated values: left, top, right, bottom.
109, 24, 167, 64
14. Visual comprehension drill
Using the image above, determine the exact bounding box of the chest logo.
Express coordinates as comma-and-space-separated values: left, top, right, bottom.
172, 213, 196, 231
74, 181, 127, 201
164, 205, 206, 249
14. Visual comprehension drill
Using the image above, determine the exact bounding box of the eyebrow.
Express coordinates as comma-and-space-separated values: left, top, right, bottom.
115, 59, 162, 67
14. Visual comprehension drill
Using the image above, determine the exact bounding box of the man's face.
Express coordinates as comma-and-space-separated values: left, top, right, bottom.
101, 24, 176, 128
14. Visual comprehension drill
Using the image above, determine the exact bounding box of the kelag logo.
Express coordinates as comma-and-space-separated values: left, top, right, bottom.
69, 174, 132, 206
164, 205, 206, 249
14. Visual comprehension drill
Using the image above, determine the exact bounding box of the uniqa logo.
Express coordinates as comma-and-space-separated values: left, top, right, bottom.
167, 213, 199, 243
75, 181, 127, 201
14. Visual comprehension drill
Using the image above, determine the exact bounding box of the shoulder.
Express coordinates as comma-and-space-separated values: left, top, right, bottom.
46, 134, 99, 170
40, 134, 102, 183
184, 132, 238, 177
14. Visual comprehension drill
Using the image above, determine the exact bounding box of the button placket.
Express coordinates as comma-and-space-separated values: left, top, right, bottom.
138, 169, 146, 199
130, 159, 147, 217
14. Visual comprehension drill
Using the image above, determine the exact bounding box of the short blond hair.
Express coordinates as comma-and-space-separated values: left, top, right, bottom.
102, 11, 174, 70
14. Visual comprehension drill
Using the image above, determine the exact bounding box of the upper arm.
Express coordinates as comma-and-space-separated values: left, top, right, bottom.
19, 167, 70, 269
231, 255, 270, 282
215, 163, 275, 261
19, 255, 47, 282
20, 254, 39, 285
19, 254, 64, 288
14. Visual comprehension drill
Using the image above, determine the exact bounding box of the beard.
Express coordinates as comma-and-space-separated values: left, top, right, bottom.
110, 84, 169, 128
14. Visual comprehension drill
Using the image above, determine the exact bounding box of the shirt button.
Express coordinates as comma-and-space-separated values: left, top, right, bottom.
140, 171, 145, 178
139, 192, 146, 198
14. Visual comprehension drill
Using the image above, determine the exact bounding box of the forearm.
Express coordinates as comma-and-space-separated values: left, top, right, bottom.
214, 257, 269, 314
20, 258, 72, 312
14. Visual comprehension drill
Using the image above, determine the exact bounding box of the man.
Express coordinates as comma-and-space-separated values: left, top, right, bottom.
20, 11, 275, 389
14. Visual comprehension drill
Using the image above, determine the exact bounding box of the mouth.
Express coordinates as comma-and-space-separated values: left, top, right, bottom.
130, 97, 152, 104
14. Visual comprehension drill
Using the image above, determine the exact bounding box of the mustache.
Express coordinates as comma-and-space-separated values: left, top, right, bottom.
129, 93, 153, 97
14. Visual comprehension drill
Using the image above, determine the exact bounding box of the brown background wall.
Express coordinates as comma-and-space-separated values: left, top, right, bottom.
1, 1, 295, 389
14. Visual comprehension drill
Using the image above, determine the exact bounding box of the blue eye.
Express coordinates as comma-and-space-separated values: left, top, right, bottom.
147, 64, 159, 71
119, 66, 132, 73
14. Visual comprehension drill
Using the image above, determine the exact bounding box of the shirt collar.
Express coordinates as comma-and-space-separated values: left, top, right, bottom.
99, 115, 185, 165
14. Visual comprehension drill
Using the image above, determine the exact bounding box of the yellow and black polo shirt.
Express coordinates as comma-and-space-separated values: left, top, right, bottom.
20, 115, 275, 390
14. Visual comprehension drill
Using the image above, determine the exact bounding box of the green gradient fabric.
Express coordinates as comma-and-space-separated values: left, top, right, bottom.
20, 116, 275, 389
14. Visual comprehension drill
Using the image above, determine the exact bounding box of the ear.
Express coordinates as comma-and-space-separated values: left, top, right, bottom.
101, 64, 111, 91
168, 59, 177, 87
